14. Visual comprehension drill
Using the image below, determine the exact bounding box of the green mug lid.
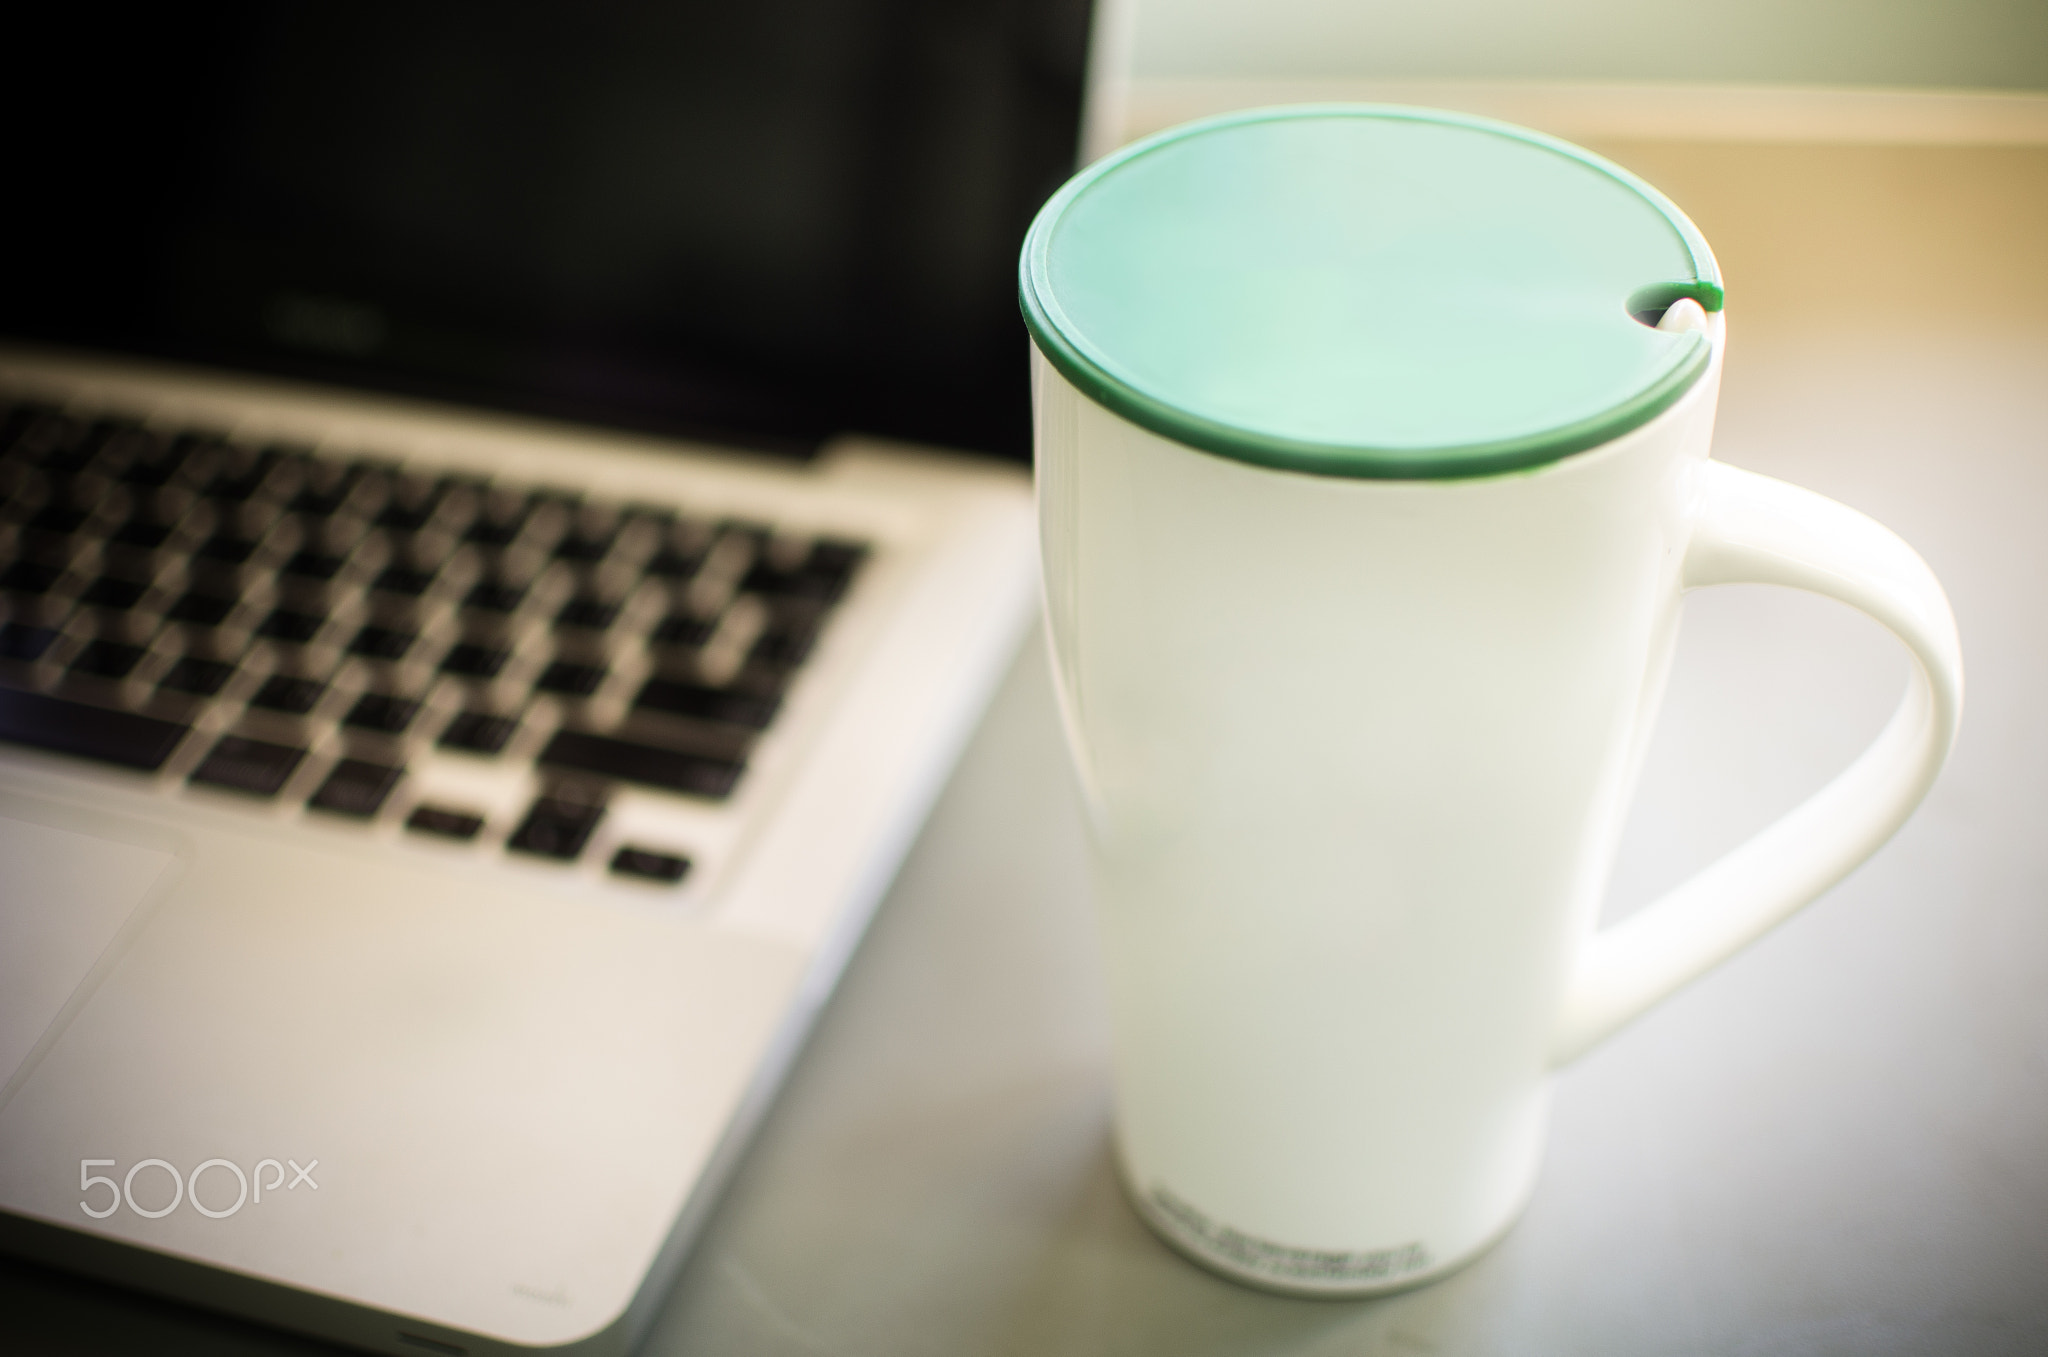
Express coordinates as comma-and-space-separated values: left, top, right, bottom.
1020, 106, 1722, 479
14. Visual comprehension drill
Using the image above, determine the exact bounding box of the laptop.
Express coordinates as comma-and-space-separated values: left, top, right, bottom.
0, 5, 1099, 1353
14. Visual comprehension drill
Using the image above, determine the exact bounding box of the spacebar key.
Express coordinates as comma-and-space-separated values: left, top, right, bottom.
538, 730, 743, 799
0, 687, 190, 771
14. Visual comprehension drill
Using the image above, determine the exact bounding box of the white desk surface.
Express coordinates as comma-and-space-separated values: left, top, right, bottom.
7, 139, 2046, 1357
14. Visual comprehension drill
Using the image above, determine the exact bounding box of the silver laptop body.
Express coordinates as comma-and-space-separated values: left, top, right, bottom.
0, 2, 1107, 1347
0, 346, 1034, 1355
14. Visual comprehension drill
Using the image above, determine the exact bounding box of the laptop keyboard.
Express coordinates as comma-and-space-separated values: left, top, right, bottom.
0, 398, 867, 883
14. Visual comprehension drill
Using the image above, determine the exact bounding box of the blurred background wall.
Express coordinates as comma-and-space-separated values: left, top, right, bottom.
1128, 0, 2048, 89
1091, 0, 2048, 154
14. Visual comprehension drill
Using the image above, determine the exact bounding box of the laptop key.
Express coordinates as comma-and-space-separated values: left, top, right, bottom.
751, 606, 825, 668
110, 514, 176, 550
375, 475, 447, 532
250, 674, 326, 714
465, 489, 532, 547
78, 575, 150, 610
196, 448, 279, 503
0, 686, 189, 770
344, 693, 421, 734
70, 639, 148, 680
307, 758, 403, 817
190, 734, 305, 796
438, 710, 517, 754
535, 660, 607, 697
609, 846, 691, 884
27, 501, 90, 536
283, 548, 348, 581
287, 517, 368, 580
507, 793, 605, 860
119, 434, 193, 488
553, 504, 619, 562
440, 642, 509, 678
1, 559, 65, 595
808, 538, 868, 576
196, 525, 266, 565
555, 595, 620, 630
463, 577, 529, 612
644, 520, 714, 579
538, 729, 743, 799
0, 623, 63, 662
741, 538, 867, 602
160, 656, 236, 696
406, 804, 485, 840
373, 563, 438, 596
287, 459, 360, 517
256, 607, 326, 644
83, 423, 156, 477
650, 612, 716, 648
4, 408, 80, 463
349, 624, 416, 660
634, 676, 781, 730
165, 590, 239, 626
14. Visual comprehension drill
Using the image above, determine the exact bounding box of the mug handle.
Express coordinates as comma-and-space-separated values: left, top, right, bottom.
1550, 460, 1964, 1065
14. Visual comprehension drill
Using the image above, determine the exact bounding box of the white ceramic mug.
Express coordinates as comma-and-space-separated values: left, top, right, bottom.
1021, 107, 1962, 1294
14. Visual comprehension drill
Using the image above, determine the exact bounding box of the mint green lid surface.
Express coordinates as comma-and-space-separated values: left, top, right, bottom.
1020, 106, 1722, 479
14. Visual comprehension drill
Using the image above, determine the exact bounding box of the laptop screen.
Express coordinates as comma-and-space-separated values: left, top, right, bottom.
3, 2, 1093, 461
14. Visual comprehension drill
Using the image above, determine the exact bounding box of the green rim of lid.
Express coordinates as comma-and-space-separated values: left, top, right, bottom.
1020, 105, 1724, 480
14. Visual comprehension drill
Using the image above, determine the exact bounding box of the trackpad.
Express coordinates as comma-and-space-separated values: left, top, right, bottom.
0, 814, 180, 1090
